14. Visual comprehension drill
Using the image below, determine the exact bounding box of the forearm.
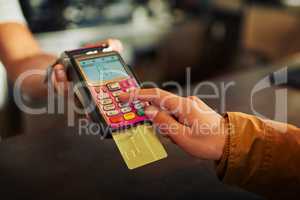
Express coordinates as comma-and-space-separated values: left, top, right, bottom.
7, 53, 57, 98
216, 112, 300, 199
0, 23, 57, 98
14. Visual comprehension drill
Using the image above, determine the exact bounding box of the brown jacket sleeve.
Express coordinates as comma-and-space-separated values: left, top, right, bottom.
216, 112, 300, 199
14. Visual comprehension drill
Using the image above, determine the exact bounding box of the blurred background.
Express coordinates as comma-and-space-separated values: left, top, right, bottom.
16, 0, 300, 82
1, 0, 300, 137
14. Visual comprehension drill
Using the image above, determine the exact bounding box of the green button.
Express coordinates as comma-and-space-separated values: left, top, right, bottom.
137, 109, 145, 116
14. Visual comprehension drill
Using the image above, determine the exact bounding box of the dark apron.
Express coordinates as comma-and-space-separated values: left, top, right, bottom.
0, 82, 22, 139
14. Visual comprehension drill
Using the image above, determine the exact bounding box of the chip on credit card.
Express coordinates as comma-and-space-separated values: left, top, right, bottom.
112, 124, 167, 170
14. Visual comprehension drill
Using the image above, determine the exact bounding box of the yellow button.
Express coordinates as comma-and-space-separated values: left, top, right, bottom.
123, 112, 136, 121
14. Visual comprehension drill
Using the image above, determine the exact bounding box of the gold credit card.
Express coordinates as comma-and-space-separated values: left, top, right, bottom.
112, 124, 167, 170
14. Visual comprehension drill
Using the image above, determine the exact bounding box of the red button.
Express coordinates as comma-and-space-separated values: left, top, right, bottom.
109, 115, 123, 123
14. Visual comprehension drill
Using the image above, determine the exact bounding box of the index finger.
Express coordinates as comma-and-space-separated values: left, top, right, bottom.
84, 39, 123, 53
120, 88, 186, 115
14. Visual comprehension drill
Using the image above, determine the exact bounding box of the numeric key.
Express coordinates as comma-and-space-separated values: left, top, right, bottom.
107, 82, 121, 91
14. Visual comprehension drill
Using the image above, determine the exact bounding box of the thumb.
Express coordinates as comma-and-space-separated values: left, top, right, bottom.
145, 105, 191, 144
53, 64, 69, 96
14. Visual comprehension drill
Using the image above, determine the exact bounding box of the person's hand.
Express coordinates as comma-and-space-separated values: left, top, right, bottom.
51, 39, 123, 95
119, 88, 227, 161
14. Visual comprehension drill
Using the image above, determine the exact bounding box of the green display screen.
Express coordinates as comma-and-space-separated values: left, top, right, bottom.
79, 55, 129, 82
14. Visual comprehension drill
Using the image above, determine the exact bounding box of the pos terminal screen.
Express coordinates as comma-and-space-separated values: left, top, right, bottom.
79, 55, 129, 82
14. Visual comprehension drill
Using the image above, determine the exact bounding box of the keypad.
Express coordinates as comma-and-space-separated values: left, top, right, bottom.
137, 109, 145, 116
124, 112, 136, 121
107, 82, 121, 91
93, 78, 147, 127
103, 104, 116, 111
94, 87, 101, 93
133, 100, 141, 104
112, 90, 122, 97
101, 86, 108, 92
115, 97, 120, 102
121, 107, 132, 113
106, 110, 119, 116
109, 115, 123, 123
100, 99, 113, 105
118, 103, 129, 108
134, 103, 143, 110
98, 92, 110, 100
